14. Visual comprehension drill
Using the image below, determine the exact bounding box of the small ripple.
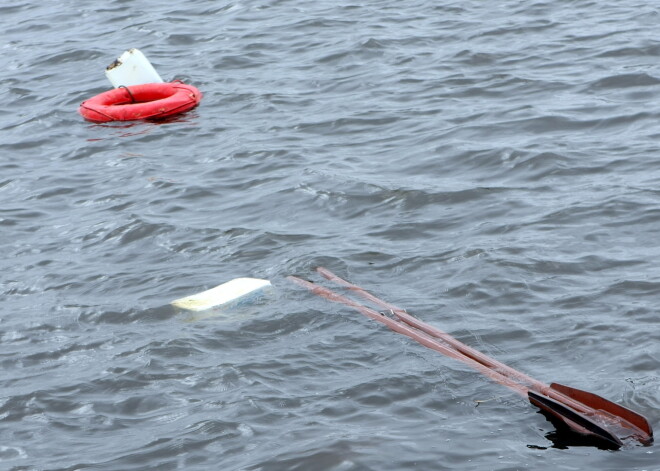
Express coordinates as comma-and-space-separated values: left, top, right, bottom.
587, 73, 660, 90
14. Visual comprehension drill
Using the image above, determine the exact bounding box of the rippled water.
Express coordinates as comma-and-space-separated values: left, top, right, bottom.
2, 1, 659, 469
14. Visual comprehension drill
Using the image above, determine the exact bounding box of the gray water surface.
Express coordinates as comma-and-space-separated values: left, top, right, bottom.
1, 1, 659, 469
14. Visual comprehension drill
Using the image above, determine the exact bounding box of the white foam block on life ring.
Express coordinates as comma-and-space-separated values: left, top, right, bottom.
171, 278, 272, 312
105, 48, 164, 88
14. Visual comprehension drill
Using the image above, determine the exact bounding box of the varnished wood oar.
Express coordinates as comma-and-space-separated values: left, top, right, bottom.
315, 268, 653, 445
288, 269, 653, 449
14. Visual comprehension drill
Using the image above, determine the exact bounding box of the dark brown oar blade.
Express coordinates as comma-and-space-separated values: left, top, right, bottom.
550, 383, 653, 445
528, 391, 622, 449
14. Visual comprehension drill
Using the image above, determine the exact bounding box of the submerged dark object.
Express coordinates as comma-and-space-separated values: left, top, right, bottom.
289, 268, 653, 449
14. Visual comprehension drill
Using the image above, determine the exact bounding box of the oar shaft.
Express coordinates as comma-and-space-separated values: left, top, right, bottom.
288, 275, 530, 397
317, 267, 548, 392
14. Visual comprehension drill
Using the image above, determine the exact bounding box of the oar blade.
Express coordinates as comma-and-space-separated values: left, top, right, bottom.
549, 383, 653, 445
528, 391, 622, 449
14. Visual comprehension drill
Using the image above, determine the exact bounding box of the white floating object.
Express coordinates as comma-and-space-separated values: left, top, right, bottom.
171, 278, 272, 312
105, 48, 164, 88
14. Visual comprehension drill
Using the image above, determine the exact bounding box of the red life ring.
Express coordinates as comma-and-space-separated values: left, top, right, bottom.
79, 82, 202, 122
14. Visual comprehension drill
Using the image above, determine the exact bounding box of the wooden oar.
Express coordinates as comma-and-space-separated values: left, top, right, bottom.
315, 267, 653, 444
288, 269, 653, 449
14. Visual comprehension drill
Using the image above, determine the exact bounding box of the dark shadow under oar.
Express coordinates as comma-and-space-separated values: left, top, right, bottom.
288, 268, 653, 449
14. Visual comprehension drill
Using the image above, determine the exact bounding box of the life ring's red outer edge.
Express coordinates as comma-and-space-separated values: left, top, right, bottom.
79, 82, 202, 123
